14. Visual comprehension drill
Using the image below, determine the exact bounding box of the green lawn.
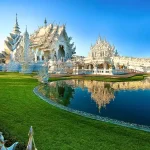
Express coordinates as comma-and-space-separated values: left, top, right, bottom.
0, 72, 150, 150
49, 74, 147, 82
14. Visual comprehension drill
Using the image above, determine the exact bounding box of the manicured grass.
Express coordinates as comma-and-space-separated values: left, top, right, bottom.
49, 74, 147, 82
0, 72, 150, 150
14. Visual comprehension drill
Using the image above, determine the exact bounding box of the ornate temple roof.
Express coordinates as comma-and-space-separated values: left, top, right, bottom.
4, 14, 22, 54
91, 36, 115, 51
4, 34, 22, 53
30, 22, 76, 54
0, 51, 8, 61
0, 53, 5, 59
30, 24, 65, 49
88, 36, 115, 58
12, 14, 21, 34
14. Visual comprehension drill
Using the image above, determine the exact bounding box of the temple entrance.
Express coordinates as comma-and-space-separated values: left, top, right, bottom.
105, 63, 110, 69
97, 64, 104, 69
103, 62, 110, 69
97, 63, 110, 69
86, 64, 94, 69
89, 64, 94, 69
44, 51, 50, 61
58, 45, 65, 60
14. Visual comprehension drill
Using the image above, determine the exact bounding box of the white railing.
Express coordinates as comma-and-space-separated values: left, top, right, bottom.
73, 69, 92, 75
112, 69, 128, 75
93, 69, 113, 75
73, 68, 129, 75
73, 69, 113, 75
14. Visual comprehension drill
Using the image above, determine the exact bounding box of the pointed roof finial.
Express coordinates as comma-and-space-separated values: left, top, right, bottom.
44, 18, 47, 27
24, 25, 29, 37
12, 13, 20, 34
16, 13, 17, 22
15, 13, 19, 27
26, 25, 27, 32
114, 49, 119, 56
98, 35, 101, 41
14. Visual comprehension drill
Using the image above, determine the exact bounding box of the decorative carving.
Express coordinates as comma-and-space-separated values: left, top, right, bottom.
88, 36, 115, 59
0, 132, 18, 150
30, 23, 76, 61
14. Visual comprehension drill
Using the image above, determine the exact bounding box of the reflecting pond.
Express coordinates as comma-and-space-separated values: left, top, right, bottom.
37, 78, 150, 126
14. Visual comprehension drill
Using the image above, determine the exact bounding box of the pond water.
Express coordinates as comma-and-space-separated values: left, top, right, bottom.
37, 78, 150, 126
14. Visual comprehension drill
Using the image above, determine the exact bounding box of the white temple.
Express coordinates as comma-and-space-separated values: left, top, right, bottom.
2, 14, 35, 72
29, 18, 76, 72
1, 15, 76, 73
79, 36, 150, 75
30, 19, 76, 62
0, 14, 150, 75
83, 37, 116, 75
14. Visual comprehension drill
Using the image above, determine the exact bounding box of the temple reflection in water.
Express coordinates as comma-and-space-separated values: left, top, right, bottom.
38, 78, 150, 110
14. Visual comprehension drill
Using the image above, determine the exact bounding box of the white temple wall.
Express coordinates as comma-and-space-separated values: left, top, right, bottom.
34, 53, 37, 62
34, 49, 38, 62
40, 51, 44, 62
32, 49, 42, 62
112, 56, 150, 72
114, 56, 150, 64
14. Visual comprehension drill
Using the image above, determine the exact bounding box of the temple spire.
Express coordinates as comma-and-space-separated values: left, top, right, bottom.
23, 25, 30, 62
44, 18, 47, 27
24, 25, 29, 36
25, 25, 27, 33
13, 13, 21, 34
98, 35, 101, 42
114, 49, 119, 56
16, 14, 18, 25
97, 35, 101, 44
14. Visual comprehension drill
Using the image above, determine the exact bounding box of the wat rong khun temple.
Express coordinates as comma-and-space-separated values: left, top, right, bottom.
0, 14, 150, 75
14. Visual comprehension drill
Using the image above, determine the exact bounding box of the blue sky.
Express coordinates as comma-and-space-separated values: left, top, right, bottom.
0, 0, 150, 57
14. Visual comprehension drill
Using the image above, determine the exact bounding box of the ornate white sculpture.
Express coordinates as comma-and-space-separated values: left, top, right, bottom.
88, 36, 115, 59
15, 26, 34, 63
7, 60, 21, 72
38, 61, 49, 83
0, 132, 18, 150
26, 126, 37, 150
18, 27, 34, 73
4, 14, 22, 64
